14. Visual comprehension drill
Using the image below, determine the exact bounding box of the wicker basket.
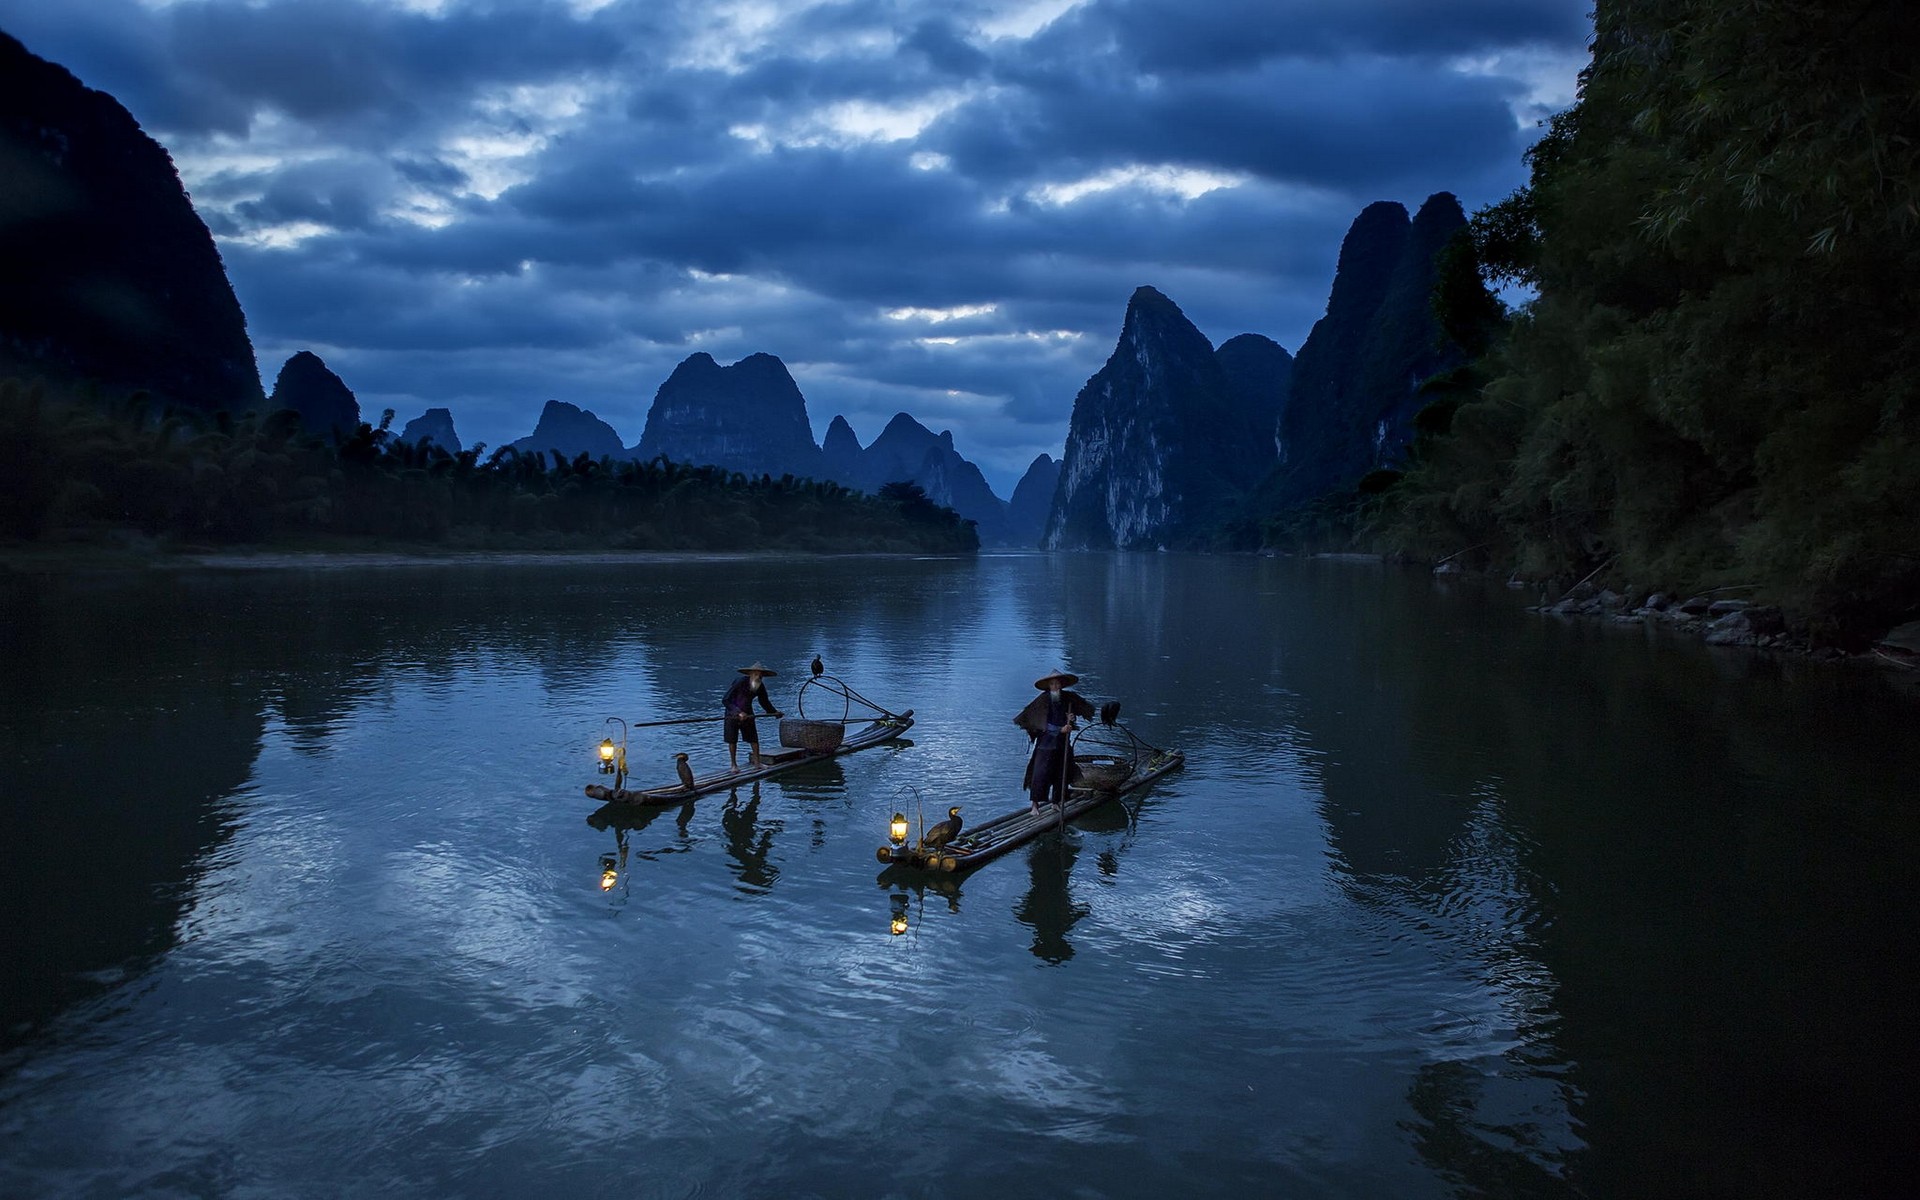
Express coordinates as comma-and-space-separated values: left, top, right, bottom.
779, 718, 846, 752
1074, 754, 1132, 790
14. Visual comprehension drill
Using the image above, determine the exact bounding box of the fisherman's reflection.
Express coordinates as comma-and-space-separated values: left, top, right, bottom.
1014, 840, 1090, 963
722, 782, 780, 891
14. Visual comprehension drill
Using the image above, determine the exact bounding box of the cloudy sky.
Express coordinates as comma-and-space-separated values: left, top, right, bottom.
2, 0, 1590, 494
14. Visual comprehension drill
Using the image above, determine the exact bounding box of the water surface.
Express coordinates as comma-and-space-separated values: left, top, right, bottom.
1, 554, 1912, 1198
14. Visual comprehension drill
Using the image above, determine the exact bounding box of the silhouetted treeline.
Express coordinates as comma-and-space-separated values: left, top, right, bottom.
1362, 0, 1918, 640
0, 381, 979, 554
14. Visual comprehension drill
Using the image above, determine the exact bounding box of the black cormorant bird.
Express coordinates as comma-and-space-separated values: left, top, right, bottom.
811, 654, 824, 677
1100, 700, 1121, 726
921, 806, 963, 850
674, 752, 696, 791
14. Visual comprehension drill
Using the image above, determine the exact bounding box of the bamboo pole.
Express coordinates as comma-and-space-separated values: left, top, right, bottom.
626, 715, 731, 728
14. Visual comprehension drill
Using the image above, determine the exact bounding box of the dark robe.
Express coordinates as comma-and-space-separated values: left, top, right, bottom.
1014, 689, 1094, 804
723, 675, 779, 744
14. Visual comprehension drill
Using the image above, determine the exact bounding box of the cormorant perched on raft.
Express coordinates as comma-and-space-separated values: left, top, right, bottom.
675, 752, 696, 792
1100, 701, 1121, 726
922, 806, 963, 850
811, 654, 824, 677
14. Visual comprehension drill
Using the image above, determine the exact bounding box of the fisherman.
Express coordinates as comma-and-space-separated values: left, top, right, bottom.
1014, 669, 1094, 813
724, 662, 784, 770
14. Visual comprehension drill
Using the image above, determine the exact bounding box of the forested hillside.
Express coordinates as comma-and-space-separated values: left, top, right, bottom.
0, 382, 979, 555
1375, 0, 1918, 641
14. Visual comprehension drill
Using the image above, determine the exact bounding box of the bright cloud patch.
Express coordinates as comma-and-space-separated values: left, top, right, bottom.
733, 92, 974, 151
885, 304, 999, 323
1027, 165, 1248, 207
976, 0, 1083, 40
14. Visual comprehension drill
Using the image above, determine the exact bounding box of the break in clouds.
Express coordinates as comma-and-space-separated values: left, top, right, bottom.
0, 0, 1590, 491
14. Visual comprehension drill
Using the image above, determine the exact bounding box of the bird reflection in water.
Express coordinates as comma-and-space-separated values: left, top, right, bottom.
1013, 838, 1090, 964
722, 782, 780, 892
585, 800, 698, 901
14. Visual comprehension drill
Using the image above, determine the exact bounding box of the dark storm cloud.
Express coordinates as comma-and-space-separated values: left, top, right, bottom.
930, 52, 1527, 194
902, 19, 993, 77
1052, 0, 1590, 72
232, 158, 390, 232
0, 0, 1592, 495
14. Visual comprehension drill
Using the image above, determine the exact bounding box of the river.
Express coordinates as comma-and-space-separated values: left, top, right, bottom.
0, 553, 1912, 1198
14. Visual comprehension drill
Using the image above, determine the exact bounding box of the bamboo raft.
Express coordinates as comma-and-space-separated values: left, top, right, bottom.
585, 711, 914, 805
876, 745, 1183, 874
586, 671, 913, 806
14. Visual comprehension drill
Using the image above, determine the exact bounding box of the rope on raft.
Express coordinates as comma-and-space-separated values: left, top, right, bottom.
797, 674, 905, 722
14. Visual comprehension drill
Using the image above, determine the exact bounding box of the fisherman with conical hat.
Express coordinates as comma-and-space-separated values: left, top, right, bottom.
724, 662, 784, 770
1013, 669, 1094, 814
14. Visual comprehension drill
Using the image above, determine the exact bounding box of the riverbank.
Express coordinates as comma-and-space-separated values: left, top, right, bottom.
0, 535, 977, 575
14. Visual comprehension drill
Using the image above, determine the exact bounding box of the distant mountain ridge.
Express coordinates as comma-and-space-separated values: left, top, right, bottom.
269, 351, 359, 440
511, 400, 628, 462
399, 407, 461, 453
635, 352, 823, 480
1007, 453, 1060, 548
819, 412, 1011, 543
483, 351, 1019, 541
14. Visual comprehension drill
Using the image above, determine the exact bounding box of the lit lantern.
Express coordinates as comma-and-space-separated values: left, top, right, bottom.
889, 812, 909, 846
598, 737, 617, 773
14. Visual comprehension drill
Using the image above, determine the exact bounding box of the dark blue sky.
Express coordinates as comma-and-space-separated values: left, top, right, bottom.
1, 0, 1590, 493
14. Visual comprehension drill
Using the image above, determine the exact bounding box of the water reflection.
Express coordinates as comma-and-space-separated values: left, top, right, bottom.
3, 555, 1914, 1199
586, 798, 696, 857
1014, 838, 1091, 964
881, 874, 964, 941
720, 782, 780, 893
597, 831, 628, 900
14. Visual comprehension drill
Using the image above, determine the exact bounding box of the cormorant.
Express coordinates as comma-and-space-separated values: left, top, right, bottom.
922, 805, 963, 850
674, 752, 696, 791
1099, 700, 1121, 726
811, 654, 824, 677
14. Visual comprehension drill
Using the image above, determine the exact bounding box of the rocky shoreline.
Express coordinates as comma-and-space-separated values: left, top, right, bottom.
1520, 578, 1920, 675
1533, 583, 1803, 647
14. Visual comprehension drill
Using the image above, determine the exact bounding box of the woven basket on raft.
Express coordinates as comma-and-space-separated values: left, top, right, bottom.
779, 718, 846, 751
1073, 755, 1132, 790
